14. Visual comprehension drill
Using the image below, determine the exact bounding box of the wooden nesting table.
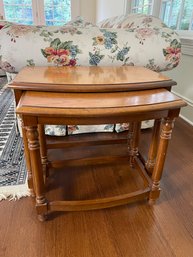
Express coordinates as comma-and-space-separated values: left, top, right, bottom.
10, 66, 186, 221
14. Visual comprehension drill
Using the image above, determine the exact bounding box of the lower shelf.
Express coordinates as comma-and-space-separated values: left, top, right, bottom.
48, 188, 150, 212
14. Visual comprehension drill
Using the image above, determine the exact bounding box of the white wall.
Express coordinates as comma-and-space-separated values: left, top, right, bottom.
79, 0, 96, 23
164, 54, 193, 125
70, 0, 97, 23
96, 0, 127, 22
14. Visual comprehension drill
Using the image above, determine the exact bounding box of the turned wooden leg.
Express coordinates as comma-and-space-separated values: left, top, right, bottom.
38, 125, 48, 178
149, 117, 175, 205
21, 119, 35, 197
145, 119, 161, 174
26, 125, 48, 221
127, 122, 141, 167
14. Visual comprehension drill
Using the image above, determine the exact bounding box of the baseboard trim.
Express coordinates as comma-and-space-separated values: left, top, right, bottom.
172, 90, 193, 107
179, 114, 193, 127
171, 91, 193, 126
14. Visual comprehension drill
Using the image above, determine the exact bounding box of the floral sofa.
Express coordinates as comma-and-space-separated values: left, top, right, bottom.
0, 15, 181, 136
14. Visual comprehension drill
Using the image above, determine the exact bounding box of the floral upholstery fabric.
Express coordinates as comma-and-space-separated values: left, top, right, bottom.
0, 15, 181, 73
0, 15, 181, 136
0, 20, 8, 30
65, 16, 97, 28
0, 21, 7, 75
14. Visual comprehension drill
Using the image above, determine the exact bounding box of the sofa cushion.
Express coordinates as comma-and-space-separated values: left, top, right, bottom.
45, 124, 114, 136
0, 19, 180, 73
98, 13, 165, 29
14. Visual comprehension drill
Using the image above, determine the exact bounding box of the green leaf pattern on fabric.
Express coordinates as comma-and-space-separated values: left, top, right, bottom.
90, 29, 131, 66
26, 59, 35, 66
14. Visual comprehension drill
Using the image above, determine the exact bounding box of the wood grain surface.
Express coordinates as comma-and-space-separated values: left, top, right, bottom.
10, 66, 176, 92
13, 66, 172, 85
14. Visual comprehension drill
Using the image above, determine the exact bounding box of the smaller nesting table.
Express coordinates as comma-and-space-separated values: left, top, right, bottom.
16, 87, 186, 221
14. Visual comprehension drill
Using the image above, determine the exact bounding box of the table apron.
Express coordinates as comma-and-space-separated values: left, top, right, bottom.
21, 110, 172, 126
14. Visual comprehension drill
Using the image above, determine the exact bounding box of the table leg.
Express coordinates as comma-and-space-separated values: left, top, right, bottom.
21, 120, 35, 196
26, 125, 48, 221
149, 117, 175, 204
145, 119, 161, 174
38, 125, 48, 178
127, 122, 141, 167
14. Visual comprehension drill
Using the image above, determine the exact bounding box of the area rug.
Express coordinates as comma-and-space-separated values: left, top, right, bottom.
0, 77, 30, 200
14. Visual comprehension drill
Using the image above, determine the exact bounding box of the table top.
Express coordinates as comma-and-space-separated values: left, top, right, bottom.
10, 66, 176, 93
17, 88, 186, 119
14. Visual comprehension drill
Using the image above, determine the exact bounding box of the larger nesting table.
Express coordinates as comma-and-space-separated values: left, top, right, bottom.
10, 66, 186, 221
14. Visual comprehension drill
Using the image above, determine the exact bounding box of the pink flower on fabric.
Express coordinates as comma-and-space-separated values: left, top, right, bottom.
68, 125, 79, 134
163, 39, 181, 67
136, 28, 155, 39
164, 47, 181, 60
59, 55, 70, 65
57, 49, 70, 56
47, 54, 70, 65
41, 38, 80, 66
8, 25, 32, 36
44, 47, 55, 55
120, 123, 129, 130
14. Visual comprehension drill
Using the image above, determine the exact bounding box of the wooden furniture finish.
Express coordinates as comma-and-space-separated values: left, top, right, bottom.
11, 66, 176, 93
10, 66, 177, 196
10, 66, 179, 216
16, 88, 186, 221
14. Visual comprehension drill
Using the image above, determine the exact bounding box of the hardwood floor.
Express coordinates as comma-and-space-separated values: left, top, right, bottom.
0, 118, 193, 257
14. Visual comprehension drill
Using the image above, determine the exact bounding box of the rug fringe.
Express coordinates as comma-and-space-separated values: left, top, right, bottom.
0, 181, 31, 201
